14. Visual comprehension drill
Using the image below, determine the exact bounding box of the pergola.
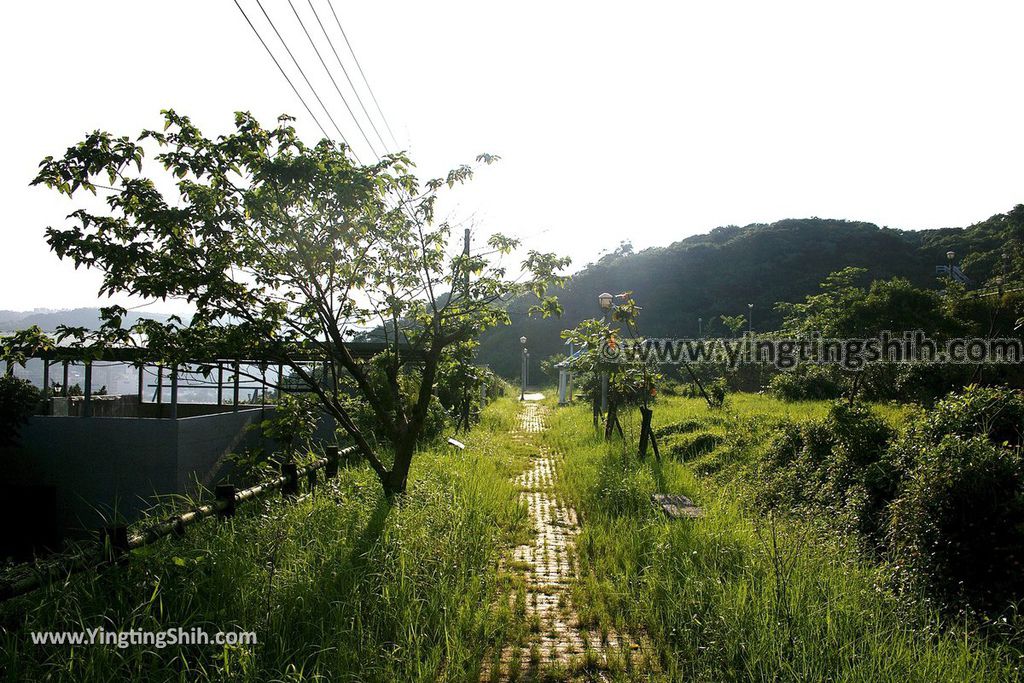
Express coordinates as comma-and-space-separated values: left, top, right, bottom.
15, 342, 422, 418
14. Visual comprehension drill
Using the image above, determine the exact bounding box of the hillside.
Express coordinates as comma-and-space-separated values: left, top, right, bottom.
479, 208, 1024, 377
0, 308, 178, 334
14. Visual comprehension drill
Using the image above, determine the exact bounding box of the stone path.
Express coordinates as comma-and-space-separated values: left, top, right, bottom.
483, 400, 646, 681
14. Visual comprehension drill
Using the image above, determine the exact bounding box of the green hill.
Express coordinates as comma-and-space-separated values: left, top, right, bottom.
479, 207, 1024, 378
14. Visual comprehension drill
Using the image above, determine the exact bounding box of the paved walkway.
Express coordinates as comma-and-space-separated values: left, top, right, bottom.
484, 400, 645, 681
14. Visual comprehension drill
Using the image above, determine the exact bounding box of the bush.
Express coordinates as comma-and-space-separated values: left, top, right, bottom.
754, 402, 894, 540
0, 375, 40, 447
768, 365, 844, 401
707, 377, 728, 408
885, 386, 1024, 613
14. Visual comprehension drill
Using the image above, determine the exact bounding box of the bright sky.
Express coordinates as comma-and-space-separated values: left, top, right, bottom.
2, 1, 1023, 313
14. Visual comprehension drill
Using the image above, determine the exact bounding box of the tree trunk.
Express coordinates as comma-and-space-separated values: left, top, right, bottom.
383, 437, 416, 500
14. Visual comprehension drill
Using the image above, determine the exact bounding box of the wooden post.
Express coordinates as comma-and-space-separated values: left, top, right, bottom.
100, 524, 129, 563
137, 364, 144, 404
276, 362, 283, 399
215, 484, 236, 518
325, 446, 340, 479
62, 361, 69, 396
232, 361, 240, 411
156, 364, 164, 405
281, 462, 299, 496
83, 362, 93, 418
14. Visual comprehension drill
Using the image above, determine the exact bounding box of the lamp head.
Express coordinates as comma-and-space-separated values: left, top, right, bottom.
598, 292, 614, 310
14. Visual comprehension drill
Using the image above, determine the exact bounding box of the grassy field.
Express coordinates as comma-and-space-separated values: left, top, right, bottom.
542, 392, 1023, 681
0, 399, 535, 682
3, 392, 1022, 681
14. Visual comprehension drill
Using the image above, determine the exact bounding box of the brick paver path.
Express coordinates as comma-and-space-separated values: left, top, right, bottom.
483, 401, 647, 681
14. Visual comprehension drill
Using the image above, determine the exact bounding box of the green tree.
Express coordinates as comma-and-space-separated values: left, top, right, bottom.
32, 110, 568, 498
0, 375, 40, 447
719, 314, 747, 338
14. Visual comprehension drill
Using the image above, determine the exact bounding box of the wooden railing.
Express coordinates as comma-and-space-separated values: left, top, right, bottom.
0, 445, 357, 603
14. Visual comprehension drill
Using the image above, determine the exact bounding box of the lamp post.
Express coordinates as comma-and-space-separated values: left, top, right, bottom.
698, 316, 703, 337
598, 292, 613, 414
519, 335, 527, 400
747, 303, 753, 335
1000, 252, 1009, 296
946, 250, 956, 282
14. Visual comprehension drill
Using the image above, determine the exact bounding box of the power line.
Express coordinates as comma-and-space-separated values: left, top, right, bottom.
306, 0, 391, 155
286, 0, 382, 161
325, 0, 401, 150
251, 0, 362, 163
232, 0, 330, 142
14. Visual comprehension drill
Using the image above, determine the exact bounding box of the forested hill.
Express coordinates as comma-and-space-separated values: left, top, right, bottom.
478, 207, 1024, 377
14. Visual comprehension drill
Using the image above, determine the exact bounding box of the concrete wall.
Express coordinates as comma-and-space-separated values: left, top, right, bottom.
3, 408, 272, 548
2, 402, 341, 558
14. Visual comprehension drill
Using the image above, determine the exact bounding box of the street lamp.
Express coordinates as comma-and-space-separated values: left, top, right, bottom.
698, 317, 703, 337
747, 303, 754, 334
946, 250, 956, 281
519, 336, 527, 400
598, 292, 614, 312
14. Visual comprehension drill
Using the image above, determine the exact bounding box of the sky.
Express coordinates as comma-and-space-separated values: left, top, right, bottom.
2, 0, 1023, 313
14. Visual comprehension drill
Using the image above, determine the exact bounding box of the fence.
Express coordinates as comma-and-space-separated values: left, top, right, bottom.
0, 444, 358, 603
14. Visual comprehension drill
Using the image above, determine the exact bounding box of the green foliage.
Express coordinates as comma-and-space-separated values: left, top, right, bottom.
0, 398, 533, 681
31, 109, 569, 497
258, 393, 319, 459
0, 326, 54, 369
539, 352, 566, 382
887, 434, 1024, 614
886, 386, 1024, 612
777, 268, 957, 339
768, 365, 845, 401
560, 293, 661, 409
480, 217, 943, 377
540, 397, 1018, 680
706, 377, 728, 408
0, 375, 40, 447
719, 314, 746, 337
755, 402, 895, 541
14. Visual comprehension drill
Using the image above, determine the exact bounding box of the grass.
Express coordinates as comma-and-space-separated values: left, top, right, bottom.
5, 391, 1022, 680
541, 393, 1023, 681
0, 398, 534, 682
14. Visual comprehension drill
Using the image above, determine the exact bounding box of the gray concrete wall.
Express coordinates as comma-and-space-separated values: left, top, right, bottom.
3, 403, 340, 552
4, 408, 273, 542
7, 415, 180, 537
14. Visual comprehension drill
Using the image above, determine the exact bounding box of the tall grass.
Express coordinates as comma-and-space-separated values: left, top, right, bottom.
0, 398, 531, 682
543, 395, 1022, 681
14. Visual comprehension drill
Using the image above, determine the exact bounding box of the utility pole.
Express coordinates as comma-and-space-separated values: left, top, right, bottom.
460, 228, 471, 430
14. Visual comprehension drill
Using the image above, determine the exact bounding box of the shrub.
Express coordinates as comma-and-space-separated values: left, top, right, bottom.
754, 402, 894, 540
768, 365, 844, 401
707, 377, 728, 408
885, 386, 1024, 613
0, 375, 40, 447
